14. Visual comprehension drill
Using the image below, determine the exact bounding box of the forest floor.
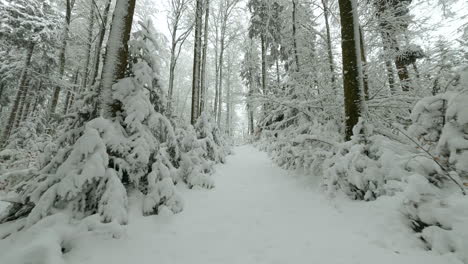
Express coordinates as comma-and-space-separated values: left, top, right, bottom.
0, 145, 461, 264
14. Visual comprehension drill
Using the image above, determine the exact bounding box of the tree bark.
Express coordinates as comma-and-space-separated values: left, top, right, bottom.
199, 0, 210, 116
359, 26, 369, 100
338, 0, 364, 140
260, 34, 267, 94
91, 0, 112, 85
292, 0, 300, 72
1, 43, 34, 147
83, 1, 95, 91
99, 0, 137, 118
321, 0, 336, 89
217, 26, 226, 126
191, 0, 203, 124
49, 0, 75, 115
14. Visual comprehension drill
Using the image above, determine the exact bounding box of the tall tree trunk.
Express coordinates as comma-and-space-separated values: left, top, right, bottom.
1, 43, 34, 147
359, 26, 369, 100
91, 0, 112, 85
83, 1, 95, 91
14, 79, 30, 129
168, 40, 177, 112
338, 0, 364, 140
217, 32, 226, 126
63, 69, 80, 114
49, 0, 75, 115
213, 23, 220, 118
292, 0, 300, 72
99, 0, 137, 118
321, 0, 336, 88
225, 54, 232, 135
191, 0, 203, 124
199, 0, 210, 116
260, 34, 267, 94
21, 83, 34, 122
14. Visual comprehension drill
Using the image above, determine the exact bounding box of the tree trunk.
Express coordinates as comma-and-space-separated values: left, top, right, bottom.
213, 19, 220, 118
99, 0, 137, 118
292, 0, 300, 72
321, 0, 336, 88
260, 34, 267, 94
359, 26, 369, 100
63, 69, 80, 114
191, 0, 203, 124
1, 43, 34, 147
225, 54, 232, 135
199, 0, 210, 116
49, 0, 74, 115
217, 34, 226, 126
21, 84, 34, 122
338, 0, 364, 140
14, 78, 30, 129
83, 1, 95, 91
91, 0, 112, 85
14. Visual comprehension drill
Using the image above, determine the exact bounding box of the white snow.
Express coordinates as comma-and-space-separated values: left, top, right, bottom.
0, 146, 462, 264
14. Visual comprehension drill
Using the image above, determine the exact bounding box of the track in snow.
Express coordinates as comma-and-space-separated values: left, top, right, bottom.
65, 145, 455, 264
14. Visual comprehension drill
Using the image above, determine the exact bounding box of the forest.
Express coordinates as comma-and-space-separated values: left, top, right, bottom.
0, 0, 467, 263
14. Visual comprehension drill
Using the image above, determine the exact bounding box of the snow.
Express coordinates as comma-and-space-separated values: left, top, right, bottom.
0, 145, 461, 264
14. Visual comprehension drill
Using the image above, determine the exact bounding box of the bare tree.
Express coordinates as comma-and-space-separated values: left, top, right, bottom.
167, 0, 193, 113
50, 0, 76, 115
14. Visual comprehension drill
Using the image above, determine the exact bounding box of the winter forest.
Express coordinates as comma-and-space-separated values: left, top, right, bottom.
0, 0, 467, 263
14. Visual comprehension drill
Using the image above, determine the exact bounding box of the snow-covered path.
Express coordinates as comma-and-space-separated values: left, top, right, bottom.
65, 145, 456, 264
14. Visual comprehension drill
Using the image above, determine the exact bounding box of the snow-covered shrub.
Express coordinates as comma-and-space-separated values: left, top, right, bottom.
322, 120, 387, 201
194, 112, 229, 164
176, 125, 215, 189
400, 67, 468, 261
401, 174, 468, 262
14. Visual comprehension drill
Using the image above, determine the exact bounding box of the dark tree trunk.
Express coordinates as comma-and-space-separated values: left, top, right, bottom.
292, 0, 300, 72
49, 0, 75, 115
359, 26, 369, 100
338, 0, 364, 140
261, 34, 267, 94
199, 0, 210, 116
1, 43, 35, 147
191, 0, 203, 124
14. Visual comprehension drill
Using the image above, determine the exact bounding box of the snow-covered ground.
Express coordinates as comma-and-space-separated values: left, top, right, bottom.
0, 145, 462, 264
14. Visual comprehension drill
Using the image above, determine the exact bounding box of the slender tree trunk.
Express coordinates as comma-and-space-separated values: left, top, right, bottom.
338, 0, 364, 140
275, 56, 280, 87
260, 34, 267, 94
91, 0, 112, 85
168, 40, 177, 111
213, 23, 220, 118
21, 84, 34, 122
63, 69, 80, 114
321, 0, 336, 88
225, 54, 232, 135
14, 79, 30, 129
292, 0, 300, 72
191, 0, 203, 124
83, 2, 95, 91
359, 26, 369, 100
199, 0, 210, 116
217, 35, 226, 126
99, 0, 137, 118
1, 43, 34, 147
49, 0, 74, 115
